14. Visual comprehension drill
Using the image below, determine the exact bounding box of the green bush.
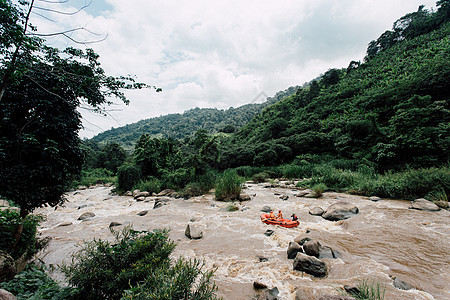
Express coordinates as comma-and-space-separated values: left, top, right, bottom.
0, 263, 75, 300
181, 172, 217, 198
0, 210, 49, 260
72, 168, 115, 188
282, 164, 314, 179
215, 170, 243, 200
61, 226, 218, 300
160, 168, 194, 190
134, 177, 161, 194
311, 183, 327, 198
344, 278, 385, 300
117, 164, 142, 191
252, 172, 269, 183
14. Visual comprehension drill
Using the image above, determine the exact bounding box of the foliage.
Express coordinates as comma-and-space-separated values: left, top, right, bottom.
215, 170, 243, 200
180, 171, 217, 198
311, 183, 327, 198
344, 279, 385, 300
252, 172, 269, 183
61, 226, 218, 300
72, 168, 115, 188
134, 177, 161, 194
117, 164, 142, 191
0, 209, 49, 260
0, 0, 156, 217
0, 263, 75, 300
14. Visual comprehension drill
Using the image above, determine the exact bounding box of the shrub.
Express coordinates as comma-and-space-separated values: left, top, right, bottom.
134, 177, 161, 194
180, 172, 217, 198
344, 278, 385, 300
0, 263, 75, 299
72, 168, 115, 188
61, 226, 218, 300
282, 164, 314, 179
160, 168, 194, 190
0, 210, 49, 260
311, 183, 327, 198
252, 172, 269, 183
117, 164, 141, 191
215, 170, 243, 200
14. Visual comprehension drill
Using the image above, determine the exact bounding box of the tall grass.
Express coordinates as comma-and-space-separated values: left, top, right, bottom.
215, 170, 244, 200
72, 168, 116, 188
345, 279, 385, 300
295, 164, 449, 200
134, 177, 161, 194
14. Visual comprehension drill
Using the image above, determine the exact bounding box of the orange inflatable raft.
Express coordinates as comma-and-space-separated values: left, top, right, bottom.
260, 213, 299, 228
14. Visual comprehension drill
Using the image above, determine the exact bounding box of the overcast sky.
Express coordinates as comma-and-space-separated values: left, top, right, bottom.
29, 0, 437, 138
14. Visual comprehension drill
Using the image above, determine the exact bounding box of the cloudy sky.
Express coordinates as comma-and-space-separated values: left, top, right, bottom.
28, 0, 437, 138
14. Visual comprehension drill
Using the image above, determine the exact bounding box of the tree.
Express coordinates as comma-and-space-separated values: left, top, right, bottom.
0, 0, 159, 250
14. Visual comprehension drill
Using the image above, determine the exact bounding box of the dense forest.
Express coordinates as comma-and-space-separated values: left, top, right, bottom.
90, 85, 300, 149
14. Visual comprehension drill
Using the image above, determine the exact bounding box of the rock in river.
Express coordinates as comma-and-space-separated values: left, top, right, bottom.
293, 252, 328, 277
409, 198, 440, 211
322, 202, 359, 221
185, 224, 203, 239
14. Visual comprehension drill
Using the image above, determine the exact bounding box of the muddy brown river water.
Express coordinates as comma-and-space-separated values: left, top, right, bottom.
35, 182, 450, 299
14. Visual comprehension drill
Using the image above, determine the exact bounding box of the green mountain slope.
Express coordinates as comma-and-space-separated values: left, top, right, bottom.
225, 21, 449, 170
90, 86, 299, 148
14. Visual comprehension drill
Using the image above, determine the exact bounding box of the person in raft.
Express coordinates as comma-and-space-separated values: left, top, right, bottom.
277, 210, 283, 219
291, 213, 298, 221
269, 211, 276, 219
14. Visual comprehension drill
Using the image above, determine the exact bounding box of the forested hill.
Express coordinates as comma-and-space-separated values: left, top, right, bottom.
223, 5, 450, 170
90, 86, 299, 148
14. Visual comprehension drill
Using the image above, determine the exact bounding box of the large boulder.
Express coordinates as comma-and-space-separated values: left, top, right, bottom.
409, 198, 440, 211
153, 197, 171, 209
0, 289, 16, 300
185, 224, 203, 239
293, 253, 328, 277
393, 277, 413, 290
287, 241, 303, 259
134, 191, 150, 198
261, 206, 272, 213
303, 240, 320, 257
157, 189, 176, 197
309, 207, 324, 216
322, 202, 359, 221
0, 251, 16, 282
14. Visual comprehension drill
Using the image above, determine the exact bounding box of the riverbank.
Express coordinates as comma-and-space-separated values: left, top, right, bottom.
35, 182, 450, 299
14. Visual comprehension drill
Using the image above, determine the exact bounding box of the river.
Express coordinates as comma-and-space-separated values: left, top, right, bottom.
35, 182, 450, 299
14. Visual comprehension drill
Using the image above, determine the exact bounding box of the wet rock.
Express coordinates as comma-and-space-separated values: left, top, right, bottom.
293, 252, 328, 277
409, 198, 440, 211
57, 222, 72, 227
434, 200, 449, 209
0, 251, 16, 282
77, 212, 95, 220
295, 190, 310, 197
264, 230, 274, 236
319, 246, 339, 259
280, 195, 289, 200
109, 222, 122, 227
344, 285, 360, 295
261, 206, 272, 213
185, 224, 203, 239
253, 281, 268, 289
132, 189, 140, 197
393, 277, 413, 290
369, 196, 381, 202
134, 191, 149, 198
257, 256, 268, 262
294, 236, 311, 245
137, 210, 148, 216
135, 196, 146, 202
318, 295, 355, 300
157, 189, 176, 197
309, 207, 324, 216
239, 194, 251, 201
303, 240, 321, 257
0, 289, 16, 300
266, 287, 279, 300
124, 191, 133, 196
77, 185, 88, 190
287, 241, 303, 259
322, 202, 359, 221
153, 197, 171, 209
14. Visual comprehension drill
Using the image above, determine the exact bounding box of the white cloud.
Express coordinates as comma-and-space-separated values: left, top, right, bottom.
26, 0, 437, 138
